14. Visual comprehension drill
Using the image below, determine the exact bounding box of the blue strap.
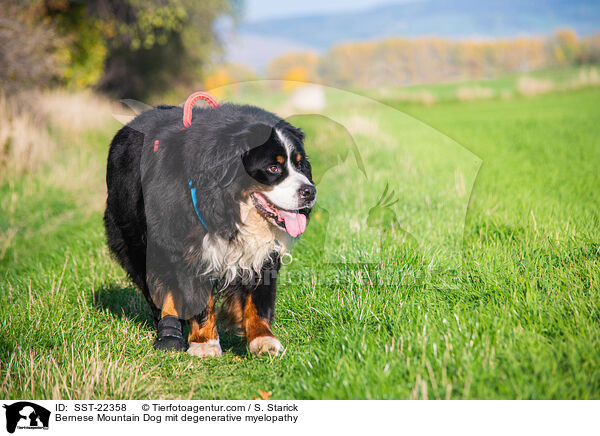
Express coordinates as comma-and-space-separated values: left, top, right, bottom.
189, 180, 209, 231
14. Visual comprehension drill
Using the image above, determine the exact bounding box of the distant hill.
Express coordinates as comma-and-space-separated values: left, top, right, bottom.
239, 0, 600, 50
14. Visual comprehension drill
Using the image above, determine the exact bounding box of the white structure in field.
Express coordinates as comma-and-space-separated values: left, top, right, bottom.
289, 85, 325, 112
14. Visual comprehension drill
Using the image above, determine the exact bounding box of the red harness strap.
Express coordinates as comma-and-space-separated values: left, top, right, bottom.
182, 91, 220, 129
154, 91, 219, 152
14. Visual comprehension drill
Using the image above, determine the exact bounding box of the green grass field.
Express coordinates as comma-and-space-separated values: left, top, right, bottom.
1, 75, 599, 399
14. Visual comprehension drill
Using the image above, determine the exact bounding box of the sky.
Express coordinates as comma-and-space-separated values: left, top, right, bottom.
230, 0, 600, 71
243, 0, 403, 21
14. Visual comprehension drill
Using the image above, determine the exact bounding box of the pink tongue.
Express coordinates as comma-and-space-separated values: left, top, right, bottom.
279, 210, 307, 237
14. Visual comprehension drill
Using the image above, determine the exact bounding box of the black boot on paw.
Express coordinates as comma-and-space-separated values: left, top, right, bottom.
153, 315, 186, 351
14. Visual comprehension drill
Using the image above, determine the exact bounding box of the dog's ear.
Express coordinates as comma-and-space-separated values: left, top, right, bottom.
277, 120, 305, 143
186, 123, 276, 240
234, 122, 274, 151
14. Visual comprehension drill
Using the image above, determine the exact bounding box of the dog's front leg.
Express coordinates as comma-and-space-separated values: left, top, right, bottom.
153, 292, 186, 352
150, 265, 214, 353
243, 265, 283, 357
187, 296, 222, 358
243, 296, 283, 356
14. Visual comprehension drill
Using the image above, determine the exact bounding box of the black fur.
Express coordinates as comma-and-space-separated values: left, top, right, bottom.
104, 103, 313, 348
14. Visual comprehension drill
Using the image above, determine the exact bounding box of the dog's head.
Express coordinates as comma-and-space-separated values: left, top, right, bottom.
183, 108, 316, 242
240, 122, 316, 237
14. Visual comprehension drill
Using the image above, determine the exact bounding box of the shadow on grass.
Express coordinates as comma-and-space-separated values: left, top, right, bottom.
93, 283, 250, 356
93, 284, 154, 329
218, 329, 249, 356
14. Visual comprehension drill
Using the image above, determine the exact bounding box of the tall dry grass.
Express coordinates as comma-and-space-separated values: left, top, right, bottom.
517, 67, 600, 97
0, 93, 55, 177
34, 89, 119, 132
570, 67, 600, 88
394, 90, 437, 106
456, 86, 495, 101
0, 90, 119, 181
1, 342, 159, 399
517, 77, 556, 96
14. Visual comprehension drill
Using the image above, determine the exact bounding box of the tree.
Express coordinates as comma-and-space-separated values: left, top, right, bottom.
203, 63, 257, 97
267, 52, 319, 90
577, 33, 600, 64
95, 0, 241, 98
0, 1, 61, 96
3, 0, 241, 99
549, 29, 579, 65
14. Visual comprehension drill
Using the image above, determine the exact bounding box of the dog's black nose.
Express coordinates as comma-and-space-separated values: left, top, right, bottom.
298, 184, 316, 202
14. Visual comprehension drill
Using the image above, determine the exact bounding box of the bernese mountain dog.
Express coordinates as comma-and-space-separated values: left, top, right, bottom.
103, 100, 316, 357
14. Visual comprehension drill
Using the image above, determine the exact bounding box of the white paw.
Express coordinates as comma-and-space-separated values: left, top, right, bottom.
187, 340, 222, 358
248, 336, 283, 357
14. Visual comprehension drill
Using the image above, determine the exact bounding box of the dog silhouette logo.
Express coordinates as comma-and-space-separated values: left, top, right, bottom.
2, 402, 50, 433
367, 183, 418, 248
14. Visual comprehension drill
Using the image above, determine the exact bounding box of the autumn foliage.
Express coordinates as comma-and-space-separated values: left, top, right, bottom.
268, 29, 600, 88
267, 52, 320, 90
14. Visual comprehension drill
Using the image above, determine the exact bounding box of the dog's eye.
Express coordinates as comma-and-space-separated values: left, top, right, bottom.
267, 165, 282, 174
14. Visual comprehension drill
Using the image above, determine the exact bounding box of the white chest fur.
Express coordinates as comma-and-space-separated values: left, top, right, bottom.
200, 199, 291, 285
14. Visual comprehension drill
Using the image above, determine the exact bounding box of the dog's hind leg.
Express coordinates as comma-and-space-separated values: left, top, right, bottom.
186, 296, 222, 358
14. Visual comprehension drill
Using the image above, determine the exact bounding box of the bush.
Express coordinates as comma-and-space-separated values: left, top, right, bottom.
0, 2, 61, 96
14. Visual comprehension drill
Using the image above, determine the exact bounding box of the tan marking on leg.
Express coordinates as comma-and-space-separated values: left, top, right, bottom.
188, 296, 218, 343
243, 295, 273, 342
243, 295, 283, 356
187, 296, 222, 358
161, 292, 178, 318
